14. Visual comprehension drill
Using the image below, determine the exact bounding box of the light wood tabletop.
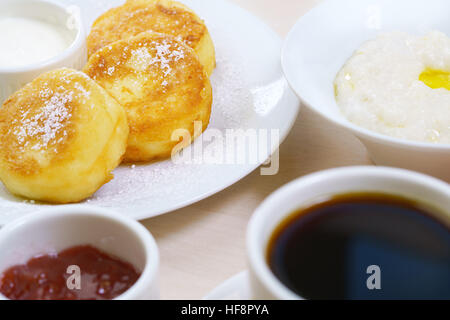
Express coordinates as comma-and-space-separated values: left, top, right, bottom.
142, 0, 373, 300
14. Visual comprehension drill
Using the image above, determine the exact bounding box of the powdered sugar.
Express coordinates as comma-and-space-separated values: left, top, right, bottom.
12, 89, 73, 151
209, 47, 253, 129
0, 25, 258, 220
130, 40, 186, 77
74, 82, 89, 96
68, 29, 255, 207
107, 66, 115, 76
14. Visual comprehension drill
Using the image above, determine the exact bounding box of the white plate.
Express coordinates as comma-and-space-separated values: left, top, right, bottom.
0, 0, 300, 225
203, 271, 251, 300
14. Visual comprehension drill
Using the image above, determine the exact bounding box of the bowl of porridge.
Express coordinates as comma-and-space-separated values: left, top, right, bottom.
282, 0, 450, 181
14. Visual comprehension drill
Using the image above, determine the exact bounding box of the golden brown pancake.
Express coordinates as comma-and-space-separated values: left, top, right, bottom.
83, 31, 212, 163
87, 0, 216, 76
0, 68, 129, 203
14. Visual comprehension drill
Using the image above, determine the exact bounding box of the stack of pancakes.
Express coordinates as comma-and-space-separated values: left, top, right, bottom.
0, 0, 215, 203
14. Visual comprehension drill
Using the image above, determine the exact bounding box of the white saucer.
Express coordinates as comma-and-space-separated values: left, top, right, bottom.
203, 271, 251, 300
0, 0, 300, 225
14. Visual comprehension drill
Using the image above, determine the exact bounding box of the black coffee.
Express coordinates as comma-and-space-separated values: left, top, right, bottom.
267, 193, 450, 300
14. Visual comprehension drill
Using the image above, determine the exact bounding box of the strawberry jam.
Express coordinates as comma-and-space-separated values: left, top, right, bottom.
0, 245, 140, 300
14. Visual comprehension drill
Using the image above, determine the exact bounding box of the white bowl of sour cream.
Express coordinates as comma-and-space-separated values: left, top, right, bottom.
0, 0, 86, 104
282, 0, 450, 182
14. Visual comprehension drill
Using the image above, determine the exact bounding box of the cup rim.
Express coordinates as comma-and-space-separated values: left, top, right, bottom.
281, 0, 450, 151
0, 0, 85, 74
246, 166, 450, 300
0, 205, 159, 300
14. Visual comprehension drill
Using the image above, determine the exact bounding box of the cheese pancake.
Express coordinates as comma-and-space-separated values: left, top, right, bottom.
87, 0, 216, 76
83, 32, 212, 163
0, 68, 129, 203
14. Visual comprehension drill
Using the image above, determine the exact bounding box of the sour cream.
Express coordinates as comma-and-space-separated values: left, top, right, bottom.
0, 16, 73, 69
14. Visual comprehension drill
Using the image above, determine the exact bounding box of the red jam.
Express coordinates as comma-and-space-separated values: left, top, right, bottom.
0, 245, 140, 300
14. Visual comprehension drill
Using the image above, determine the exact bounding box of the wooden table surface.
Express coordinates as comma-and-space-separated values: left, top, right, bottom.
142, 0, 373, 300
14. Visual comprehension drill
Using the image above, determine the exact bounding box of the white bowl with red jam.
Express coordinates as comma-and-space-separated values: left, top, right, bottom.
0, 206, 159, 300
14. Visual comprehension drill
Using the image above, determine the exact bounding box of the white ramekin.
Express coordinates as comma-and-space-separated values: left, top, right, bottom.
0, 206, 160, 300
0, 0, 87, 104
247, 166, 450, 299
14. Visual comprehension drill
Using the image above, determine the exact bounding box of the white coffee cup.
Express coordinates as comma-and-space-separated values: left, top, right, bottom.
0, 206, 160, 300
247, 166, 450, 299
